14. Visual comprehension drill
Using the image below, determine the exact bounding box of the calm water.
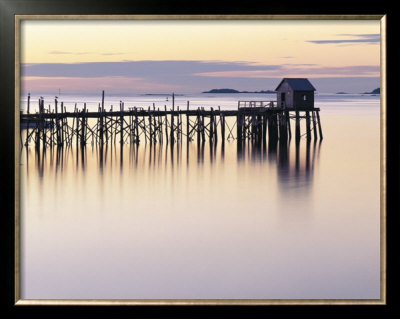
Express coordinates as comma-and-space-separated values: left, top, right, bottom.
19, 93, 381, 299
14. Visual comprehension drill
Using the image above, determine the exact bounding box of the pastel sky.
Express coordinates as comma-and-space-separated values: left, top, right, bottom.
20, 18, 381, 94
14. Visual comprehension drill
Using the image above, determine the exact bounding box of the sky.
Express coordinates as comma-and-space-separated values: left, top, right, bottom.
20, 18, 381, 94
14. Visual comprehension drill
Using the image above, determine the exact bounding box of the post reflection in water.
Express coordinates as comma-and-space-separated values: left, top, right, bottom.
27, 139, 321, 191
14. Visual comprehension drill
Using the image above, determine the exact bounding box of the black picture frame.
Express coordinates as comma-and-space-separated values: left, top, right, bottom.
1, 0, 399, 317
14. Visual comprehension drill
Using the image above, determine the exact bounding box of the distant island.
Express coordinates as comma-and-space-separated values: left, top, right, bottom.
202, 88, 276, 94
363, 88, 380, 94
336, 88, 380, 95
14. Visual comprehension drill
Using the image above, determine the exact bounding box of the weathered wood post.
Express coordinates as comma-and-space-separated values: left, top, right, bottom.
316, 110, 323, 140
153, 104, 158, 143
100, 90, 104, 144
61, 101, 65, 146
237, 110, 243, 142
80, 104, 86, 147
279, 112, 288, 142
164, 105, 169, 144
262, 113, 267, 143
220, 106, 225, 143
197, 107, 201, 145
24, 93, 31, 146
214, 107, 218, 143
27, 93, 30, 114
251, 111, 256, 141
170, 94, 175, 143
210, 107, 214, 143
55, 97, 61, 146
312, 111, 318, 140
256, 114, 262, 144
76, 106, 80, 148
120, 102, 124, 145
268, 112, 278, 142
148, 106, 153, 144
201, 107, 205, 143
305, 110, 311, 141
285, 110, 291, 139
179, 106, 183, 142
157, 107, 162, 143
186, 101, 190, 143
83, 103, 88, 145
295, 110, 301, 142
135, 107, 140, 144
40, 98, 46, 148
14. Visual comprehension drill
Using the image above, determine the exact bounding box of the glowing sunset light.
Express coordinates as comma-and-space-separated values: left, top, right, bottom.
20, 18, 381, 94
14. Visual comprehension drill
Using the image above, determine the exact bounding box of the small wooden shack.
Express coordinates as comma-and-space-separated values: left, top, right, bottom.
275, 78, 316, 109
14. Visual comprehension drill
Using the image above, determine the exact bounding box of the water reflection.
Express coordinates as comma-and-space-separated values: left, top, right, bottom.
277, 140, 322, 193
25, 139, 321, 190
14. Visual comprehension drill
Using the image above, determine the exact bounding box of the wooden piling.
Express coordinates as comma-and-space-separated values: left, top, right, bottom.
80, 105, 86, 146
100, 90, 104, 144
295, 110, 301, 142
76, 107, 80, 148
279, 112, 287, 142
237, 111, 243, 141
121, 102, 124, 144
186, 101, 190, 143
55, 98, 61, 145
24, 94, 31, 146
256, 115, 262, 144
170, 104, 175, 144
285, 111, 291, 139
61, 102, 64, 146
305, 110, 311, 141
40, 99, 46, 147
268, 112, 278, 142
262, 114, 267, 142
135, 107, 140, 144
158, 108, 162, 143
179, 106, 183, 141
214, 107, 218, 143
210, 107, 214, 142
221, 113, 225, 143
312, 110, 318, 140
27, 93, 30, 114
197, 108, 201, 144
316, 110, 323, 140
201, 108, 205, 143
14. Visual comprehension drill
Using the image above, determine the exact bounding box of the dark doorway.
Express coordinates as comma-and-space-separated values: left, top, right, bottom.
281, 93, 286, 107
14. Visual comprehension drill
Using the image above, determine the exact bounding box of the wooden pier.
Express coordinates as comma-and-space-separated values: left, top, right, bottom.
20, 91, 323, 149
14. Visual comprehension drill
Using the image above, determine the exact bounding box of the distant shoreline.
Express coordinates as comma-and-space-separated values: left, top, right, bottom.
336, 88, 380, 95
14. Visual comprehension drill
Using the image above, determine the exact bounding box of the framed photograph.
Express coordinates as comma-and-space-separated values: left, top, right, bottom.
2, 1, 398, 315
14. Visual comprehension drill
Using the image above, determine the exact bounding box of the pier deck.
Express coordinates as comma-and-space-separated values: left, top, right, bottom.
20, 93, 323, 148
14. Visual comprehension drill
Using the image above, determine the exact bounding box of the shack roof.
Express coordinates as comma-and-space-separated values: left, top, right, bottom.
275, 78, 316, 91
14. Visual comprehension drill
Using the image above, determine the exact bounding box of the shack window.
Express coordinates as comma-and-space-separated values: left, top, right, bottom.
303, 95, 307, 101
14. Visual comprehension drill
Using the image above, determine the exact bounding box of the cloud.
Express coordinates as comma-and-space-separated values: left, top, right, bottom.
49, 50, 93, 55
20, 60, 380, 94
21, 60, 281, 79
21, 76, 183, 94
194, 64, 379, 78
307, 33, 380, 45
49, 50, 125, 56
